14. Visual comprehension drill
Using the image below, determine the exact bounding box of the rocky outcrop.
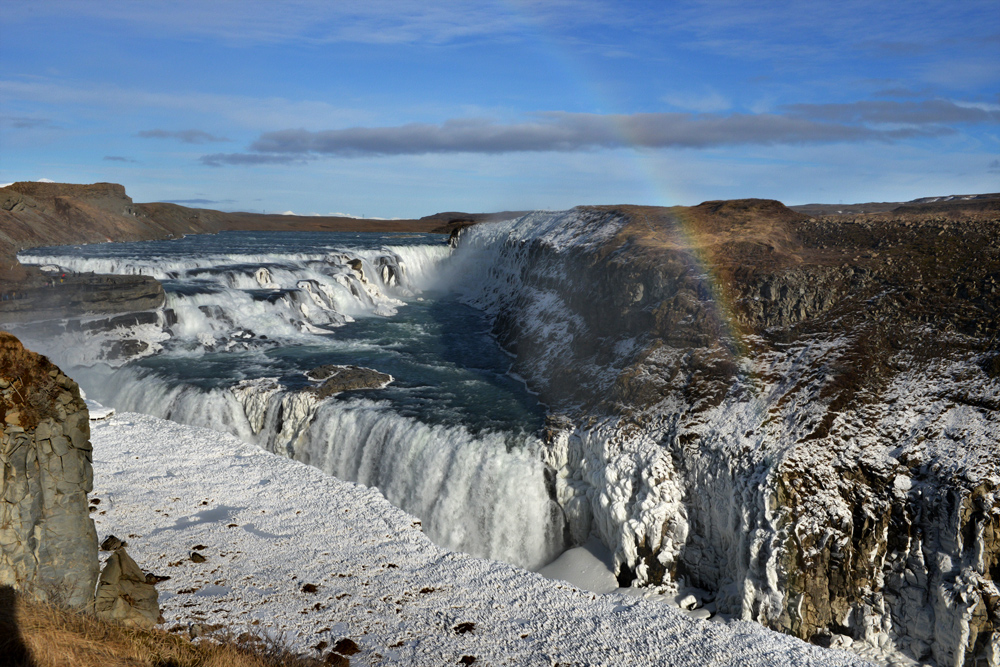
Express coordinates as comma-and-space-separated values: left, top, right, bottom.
456, 203, 1000, 665
0, 273, 165, 323
306, 365, 393, 396
0, 332, 98, 609
94, 547, 161, 628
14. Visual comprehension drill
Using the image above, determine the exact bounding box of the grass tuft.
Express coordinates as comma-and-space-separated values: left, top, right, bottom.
0, 586, 326, 667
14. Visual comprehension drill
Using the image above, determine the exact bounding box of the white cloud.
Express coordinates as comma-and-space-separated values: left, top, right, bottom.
661, 89, 731, 113
0, 79, 364, 131
37, 177, 55, 183
0, 1, 625, 47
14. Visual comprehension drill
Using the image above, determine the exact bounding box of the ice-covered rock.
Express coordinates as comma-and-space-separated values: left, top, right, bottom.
88, 411, 871, 666
453, 204, 1000, 665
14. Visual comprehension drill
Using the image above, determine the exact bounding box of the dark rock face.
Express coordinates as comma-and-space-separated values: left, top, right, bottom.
0, 332, 98, 609
307, 365, 392, 397
0, 273, 165, 324
459, 204, 1000, 664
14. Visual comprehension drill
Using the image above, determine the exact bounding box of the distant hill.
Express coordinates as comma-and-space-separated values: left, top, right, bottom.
415, 210, 533, 234
0, 181, 520, 284
790, 192, 1000, 216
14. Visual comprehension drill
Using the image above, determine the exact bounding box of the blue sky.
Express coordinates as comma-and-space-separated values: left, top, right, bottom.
1, 1, 998, 218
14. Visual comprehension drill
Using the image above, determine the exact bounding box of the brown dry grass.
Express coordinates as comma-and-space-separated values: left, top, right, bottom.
0, 331, 62, 430
0, 587, 324, 667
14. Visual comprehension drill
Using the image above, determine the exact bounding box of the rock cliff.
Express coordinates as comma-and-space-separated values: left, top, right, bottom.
0, 332, 98, 608
455, 202, 1000, 665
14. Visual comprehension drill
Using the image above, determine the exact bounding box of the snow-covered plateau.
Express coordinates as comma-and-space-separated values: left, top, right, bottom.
88, 410, 868, 666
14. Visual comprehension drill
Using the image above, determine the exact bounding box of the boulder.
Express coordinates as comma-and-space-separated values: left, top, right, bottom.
94, 547, 162, 628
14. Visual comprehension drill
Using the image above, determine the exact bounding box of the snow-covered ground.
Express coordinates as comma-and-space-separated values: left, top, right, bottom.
88, 410, 870, 666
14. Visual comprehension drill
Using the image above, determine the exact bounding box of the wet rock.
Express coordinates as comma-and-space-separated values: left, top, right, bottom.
105, 339, 150, 361
332, 638, 360, 655
0, 273, 165, 324
306, 365, 392, 397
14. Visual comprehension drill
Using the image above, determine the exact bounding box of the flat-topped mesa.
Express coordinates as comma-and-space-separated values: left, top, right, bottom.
4, 181, 135, 216
454, 203, 1000, 664
0, 181, 228, 255
0, 332, 99, 609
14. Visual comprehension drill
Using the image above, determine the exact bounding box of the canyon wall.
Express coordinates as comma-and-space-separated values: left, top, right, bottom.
455, 203, 1000, 665
0, 332, 98, 608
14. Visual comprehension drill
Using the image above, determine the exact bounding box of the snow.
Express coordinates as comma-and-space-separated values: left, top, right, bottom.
85, 399, 115, 420
537, 537, 619, 595
88, 411, 870, 666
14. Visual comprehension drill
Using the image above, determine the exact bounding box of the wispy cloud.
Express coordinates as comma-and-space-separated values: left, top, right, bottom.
157, 198, 236, 205
786, 99, 1000, 125
104, 155, 138, 163
2, 115, 54, 129
661, 90, 731, 113
200, 152, 315, 167
0, 79, 364, 130
0, 0, 620, 47
138, 129, 231, 144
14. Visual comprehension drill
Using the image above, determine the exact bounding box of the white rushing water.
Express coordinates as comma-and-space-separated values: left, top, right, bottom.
17, 231, 566, 570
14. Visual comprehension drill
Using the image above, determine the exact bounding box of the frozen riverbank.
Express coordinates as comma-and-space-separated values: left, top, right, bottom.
88, 411, 868, 666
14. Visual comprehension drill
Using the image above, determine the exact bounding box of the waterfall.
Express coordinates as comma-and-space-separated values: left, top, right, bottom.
19, 231, 564, 570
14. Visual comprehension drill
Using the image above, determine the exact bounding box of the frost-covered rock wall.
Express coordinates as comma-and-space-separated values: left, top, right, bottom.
454, 206, 1000, 666
0, 332, 98, 608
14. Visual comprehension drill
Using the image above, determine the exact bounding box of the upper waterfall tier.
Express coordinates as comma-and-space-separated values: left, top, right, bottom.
15, 230, 562, 571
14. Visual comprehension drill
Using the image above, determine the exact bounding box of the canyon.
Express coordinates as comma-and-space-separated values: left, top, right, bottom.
1, 182, 998, 665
